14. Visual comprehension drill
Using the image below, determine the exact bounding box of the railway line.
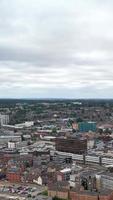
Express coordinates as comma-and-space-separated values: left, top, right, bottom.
51, 151, 113, 166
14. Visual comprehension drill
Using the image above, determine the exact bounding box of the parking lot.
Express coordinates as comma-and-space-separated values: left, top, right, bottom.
0, 181, 45, 199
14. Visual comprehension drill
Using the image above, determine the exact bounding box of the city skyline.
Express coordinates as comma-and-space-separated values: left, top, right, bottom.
0, 0, 113, 98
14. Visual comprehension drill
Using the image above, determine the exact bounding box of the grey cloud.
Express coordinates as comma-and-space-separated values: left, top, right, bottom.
0, 0, 113, 97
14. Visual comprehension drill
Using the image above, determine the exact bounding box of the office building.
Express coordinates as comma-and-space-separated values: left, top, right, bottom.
55, 137, 87, 154
78, 121, 96, 132
0, 114, 9, 126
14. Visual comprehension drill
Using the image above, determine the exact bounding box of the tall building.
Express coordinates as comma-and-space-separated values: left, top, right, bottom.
55, 137, 87, 154
0, 114, 9, 126
78, 121, 96, 132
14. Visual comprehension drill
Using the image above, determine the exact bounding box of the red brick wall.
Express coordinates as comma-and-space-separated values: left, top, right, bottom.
6, 172, 21, 182
57, 191, 68, 199
78, 194, 98, 200
99, 194, 113, 200
70, 191, 78, 200
48, 189, 68, 199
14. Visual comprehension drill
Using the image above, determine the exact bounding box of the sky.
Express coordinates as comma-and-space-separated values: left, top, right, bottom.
0, 0, 113, 98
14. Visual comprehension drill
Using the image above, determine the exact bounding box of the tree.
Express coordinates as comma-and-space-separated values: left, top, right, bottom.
67, 118, 74, 127
52, 127, 57, 134
42, 190, 48, 196
25, 161, 30, 168
76, 117, 83, 123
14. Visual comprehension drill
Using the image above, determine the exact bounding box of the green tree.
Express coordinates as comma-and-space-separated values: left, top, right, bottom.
42, 190, 48, 196
52, 127, 57, 134
76, 117, 83, 123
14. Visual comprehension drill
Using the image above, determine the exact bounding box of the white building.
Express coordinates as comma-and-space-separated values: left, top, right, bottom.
87, 140, 95, 149
69, 174, 80, 188
33, 176, 43, 185
8, 141, 19, 149
15, 121, 34, 128
0, 114, 9, 126
57, 168, 72, 181
0, 135, 21, 144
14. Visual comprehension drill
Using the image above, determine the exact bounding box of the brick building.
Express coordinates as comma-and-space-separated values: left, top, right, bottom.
57, 168, 71, 181
48, 186, 113, 200
6, 171, 21, 182
48, 187, 68, 199
55, 137, 87, 154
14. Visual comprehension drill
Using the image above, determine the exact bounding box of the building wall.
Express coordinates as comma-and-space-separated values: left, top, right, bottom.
0, 114, 9, 126
99, 194, 113, 200
48, 190, 56, 198
55, 138, 87, 154
48, 190, 68, 199
78, 122, 96, 132
33, 176, 43, 185
101, 175, 113, 190
0, 136, 21, 143
57, 173, 63, 182
6, 172, 21, 182
57, 191, 68, 199
37, 176, 43, 185
8, 142, 17, 149
69, 191, 78, 200
78, 194, 98, 200
48, 189, 113, 200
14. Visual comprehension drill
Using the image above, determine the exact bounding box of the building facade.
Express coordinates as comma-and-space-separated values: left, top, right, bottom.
55, 137, 87, 154
78, 121, 96, 132
0, 114, 9, 126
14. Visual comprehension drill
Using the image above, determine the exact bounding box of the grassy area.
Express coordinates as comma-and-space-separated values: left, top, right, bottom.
42, 190, 48, 196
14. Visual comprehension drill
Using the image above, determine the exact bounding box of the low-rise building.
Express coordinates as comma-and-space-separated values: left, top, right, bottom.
48, 187, 69, 199
57, 168, 71, 182
0, 135, 21, 144
100, 172, 113, 190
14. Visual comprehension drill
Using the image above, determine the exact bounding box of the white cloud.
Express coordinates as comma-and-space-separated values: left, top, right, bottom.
0, 0, 113, 98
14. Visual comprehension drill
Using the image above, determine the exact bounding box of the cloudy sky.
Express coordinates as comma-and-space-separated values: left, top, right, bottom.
0, 0, 113, 98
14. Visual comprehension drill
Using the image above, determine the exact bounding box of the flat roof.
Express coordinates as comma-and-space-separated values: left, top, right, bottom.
60, 168, 71, 173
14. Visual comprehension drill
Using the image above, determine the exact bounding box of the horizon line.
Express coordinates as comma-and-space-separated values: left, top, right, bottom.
0, 97, 113, 100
